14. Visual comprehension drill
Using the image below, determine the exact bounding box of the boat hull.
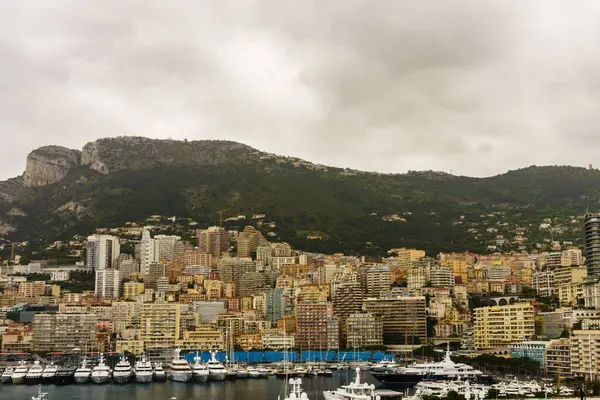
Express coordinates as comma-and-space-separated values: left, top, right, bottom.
113, 373, 132, 384
24, 376, 42, 385
168, 371, 192, 383
74, 375, 91, 384
209, 371, 227, 381
154, 372, 166, 381
91, 375, 111, 384
135, 373, 153, 383
11, 374, 26, 385
1, 375, 12, 384
236, 371, 249, 379
369, 372, 425, 385
55, 374, 75, 385
41, 374, 56, 384
193, 372, 209, 383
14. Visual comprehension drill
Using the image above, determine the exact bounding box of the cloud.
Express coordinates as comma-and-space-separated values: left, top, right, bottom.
1, 0, 600, 179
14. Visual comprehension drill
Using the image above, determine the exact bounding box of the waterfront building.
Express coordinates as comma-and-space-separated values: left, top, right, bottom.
346, 312, 383, 349
474, 303, 535, 349
260, 328, 295, 350
362, 296, 427, 344
139, 302, 181, 347
32, 313, 97, 352
571, 329, 600, 378
332, 282, 364, 347
508, 341, 550, 367
545, 338, 571, 376
295, 302, 336, 350
176, 325, 225, 351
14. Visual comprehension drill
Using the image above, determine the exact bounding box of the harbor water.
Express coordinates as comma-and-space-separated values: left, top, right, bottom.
0, 370, 379, 400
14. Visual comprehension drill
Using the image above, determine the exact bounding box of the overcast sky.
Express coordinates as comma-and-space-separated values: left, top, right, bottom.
2, 1, 600, 180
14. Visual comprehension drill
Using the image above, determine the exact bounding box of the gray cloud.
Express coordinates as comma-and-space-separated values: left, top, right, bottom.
2, 1, 600, 179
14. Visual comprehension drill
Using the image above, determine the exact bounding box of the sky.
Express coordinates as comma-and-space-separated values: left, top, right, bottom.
2, 1, 600, 180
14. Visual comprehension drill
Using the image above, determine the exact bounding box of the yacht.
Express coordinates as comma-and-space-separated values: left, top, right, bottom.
257, 366, 271, 378
74, 358, 92, 384
1, 367, 13, 384
370, 345, 483, 384
324, 368, 378, 400
236, 367, 249, 379
11, 360, 29, 384
168, 348, 192, 383
25, 361, 44, 385
370, 359, 397, 372
41, 363, 58, 384
248, 366, 261, 378
91, 354, 112, 384
153, 363, 166, 381
191, 353, 209, 383
133, 354, 154, 383
284, 377, 310, 400
113, 355, 133, 384
55, 365, 76, 385
206, 351, 227, 381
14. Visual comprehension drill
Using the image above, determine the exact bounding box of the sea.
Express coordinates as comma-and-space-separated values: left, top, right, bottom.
0, 370, 383, 400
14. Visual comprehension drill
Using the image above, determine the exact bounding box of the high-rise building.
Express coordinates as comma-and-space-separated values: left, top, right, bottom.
266, 288, 286, 325
148, 263, 167, 290
18, 281, 46, 297
86, 235, 120, 270
123, 281, 144, 300
218, 257, 257, 292
473, 303, 535, 349
139, 302, 181, 347
140, 228, 159, 275
155, 235, 182, 262
295, 302, 336, 350
585, 213, 600, 280
197, 226, 229, 260
32, 313, 98, 352
112, 301, 141, 334
362, 296, 427, 344
571, 329, 600, 378
237, 226, 268, 258
429, 266, 455, 288
119, 257, 140, 280
238, 272, 269, 297
561, 248, 584, 267
95, 269, 122, 299
346, 313, 383, 349
393, 248, 426, 270
332, 282, 364, 347
365, 266, 392, 297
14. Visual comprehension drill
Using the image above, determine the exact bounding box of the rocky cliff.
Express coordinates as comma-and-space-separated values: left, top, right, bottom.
23, 146, 81, 187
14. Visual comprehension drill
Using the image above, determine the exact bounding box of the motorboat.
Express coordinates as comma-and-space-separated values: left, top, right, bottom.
319, 369, 333, 377
74, 358, 92, 384
248, 366, 261, 378
133, 354, 154, 383
91, 354, 112, 384
113, 355, 133, 384
1, 367, 13, 384
257, 366, 271, 378
191, 353, 209, 383
415, 379, 490, 399
206, 351, 227, 381
55, 365, 76, 385
168, 348, 192, 383
11, 360, 29, 384
284, 377, 310, 400
370, 345, 483, 384
370, 359, 397, 372
24, 361, 44, 385
293, 365, 308, 377
236, 367, 249, 379
41, 363, 58, 384
153, 363, 166, 381
324, 368, 379, 400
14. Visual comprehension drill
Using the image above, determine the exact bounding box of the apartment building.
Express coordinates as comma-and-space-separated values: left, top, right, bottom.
346, 313, 383, 349
32, 313, 98, 352
474, 303, 535, 349
139, 302, 181, 347
362, 296, 427, 344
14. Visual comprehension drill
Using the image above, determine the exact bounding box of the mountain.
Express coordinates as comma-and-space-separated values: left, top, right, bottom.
0, 136, 595, 255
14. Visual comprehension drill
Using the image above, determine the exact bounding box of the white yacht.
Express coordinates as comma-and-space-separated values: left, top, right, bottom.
153, 363, 166, 381
113, 355, 133, 384
284, 377, 310, 400
206, 351, 227, 381
1, 367, 13, 384
324, 368, 379, 400
191, 353, 209, 383
248, 366, 261, 378
91, 354, 112, 384
11, 360, 29, 384
25, 361, 44, 385
133, 354, 154, 383
41, 363, 58, 384
168, 348, 192, 383
74, 358, 92, 384
257, 366, 271, 378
